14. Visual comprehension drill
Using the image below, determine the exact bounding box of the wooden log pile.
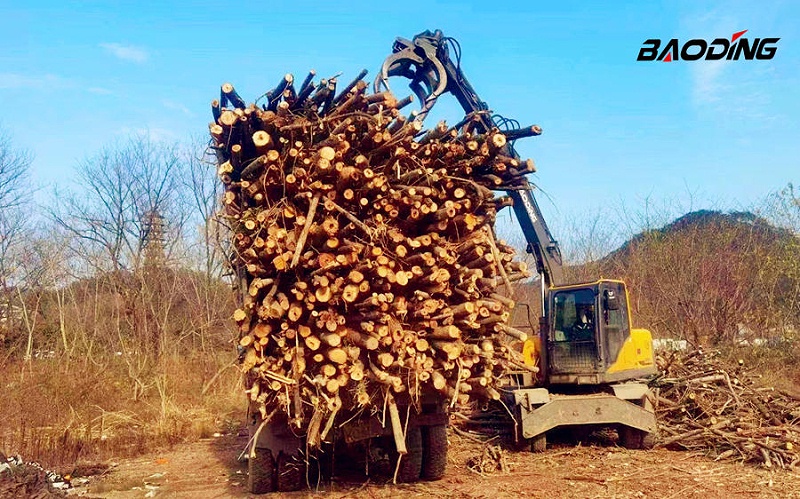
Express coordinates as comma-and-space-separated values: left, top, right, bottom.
652, 348, 800, 469
209, 71, 535, 444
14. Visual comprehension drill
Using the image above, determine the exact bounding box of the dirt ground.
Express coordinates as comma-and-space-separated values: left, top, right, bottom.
59, 428, 800, 499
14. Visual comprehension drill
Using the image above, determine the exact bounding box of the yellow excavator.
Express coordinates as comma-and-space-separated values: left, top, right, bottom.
379, 30, 658, 450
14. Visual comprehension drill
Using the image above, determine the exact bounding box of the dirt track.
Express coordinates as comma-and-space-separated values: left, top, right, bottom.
68, 429, 800, 499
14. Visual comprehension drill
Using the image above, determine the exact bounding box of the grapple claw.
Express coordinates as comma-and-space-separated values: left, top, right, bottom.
375, 31, 449, 122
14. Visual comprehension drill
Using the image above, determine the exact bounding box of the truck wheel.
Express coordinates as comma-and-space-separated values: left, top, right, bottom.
530, 433, 547, 453
396, 426, 423, 483
619, 426, 653, 450
276, 451, 305, 491
421, 424, 447, 481
248, 448, 276, 494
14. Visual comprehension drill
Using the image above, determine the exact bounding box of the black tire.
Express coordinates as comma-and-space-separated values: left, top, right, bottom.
248, 448, 276, 494
421, 424, 447, 481
569, 426, 592, 444
396, 426, 423, 483
276, 451, 306, 491
531, 433, 547, 453
641, 432, 656, 450
619, 426, 654, 450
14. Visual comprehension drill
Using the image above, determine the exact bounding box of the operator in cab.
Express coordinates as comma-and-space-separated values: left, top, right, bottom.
570, 303, 595, 342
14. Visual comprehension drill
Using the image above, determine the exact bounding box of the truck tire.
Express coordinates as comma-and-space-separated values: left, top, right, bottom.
421, 424, 447, 481
248, 448, 276, 494
276, 451, 305, 491
619, 426, 654, 450
396, 426, 423, 483
531, 433, 547, 453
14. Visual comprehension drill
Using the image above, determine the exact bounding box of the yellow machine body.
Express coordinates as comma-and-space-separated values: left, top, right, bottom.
606, 328, 656, 374
522, 279, 656, 385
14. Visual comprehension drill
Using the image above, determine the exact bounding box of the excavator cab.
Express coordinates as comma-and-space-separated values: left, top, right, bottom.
543, 279, 657, 386
508, 279, 658, 451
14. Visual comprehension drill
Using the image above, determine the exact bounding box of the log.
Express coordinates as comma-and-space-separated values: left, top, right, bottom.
291, 193, 322, 268
495, 324, 528, 342
387, 392, 407, 455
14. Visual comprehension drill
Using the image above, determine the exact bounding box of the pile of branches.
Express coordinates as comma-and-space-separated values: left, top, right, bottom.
210, 70, 536, 445
652, 348, 800, 469
0, 454, 69, 498
465, 444, 509, 476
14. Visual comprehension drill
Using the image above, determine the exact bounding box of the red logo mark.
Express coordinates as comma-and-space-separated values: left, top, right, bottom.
731, 30, 748, 42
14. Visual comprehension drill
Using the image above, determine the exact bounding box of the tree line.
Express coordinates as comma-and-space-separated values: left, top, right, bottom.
2, 125, 798, 368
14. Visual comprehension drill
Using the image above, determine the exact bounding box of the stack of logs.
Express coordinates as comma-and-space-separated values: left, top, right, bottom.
210, 70, 536, 446
653, 348, 800, 469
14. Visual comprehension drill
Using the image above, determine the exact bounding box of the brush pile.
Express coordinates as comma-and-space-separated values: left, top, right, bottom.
210, 70, 536, 443
653, 348, 800, 469
0, 454, 69, 498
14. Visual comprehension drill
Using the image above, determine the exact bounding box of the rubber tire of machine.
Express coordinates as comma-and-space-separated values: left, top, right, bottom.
619, 426, 655, 450
248, 448, 276, 494
421, 424, 448, 481
641, 432, 656, 450
395, 426, 423, 483
276, 451, 306, 491
530, 433, 547, 453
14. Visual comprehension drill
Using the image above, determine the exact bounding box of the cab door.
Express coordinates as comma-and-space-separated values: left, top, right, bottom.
548, 286, 600, 375
598, 281, 631, 371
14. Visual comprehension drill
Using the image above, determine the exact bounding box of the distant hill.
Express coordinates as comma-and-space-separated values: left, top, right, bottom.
604, 209, 794, 264
511, 209, 799, 344
598, 209, 798, 343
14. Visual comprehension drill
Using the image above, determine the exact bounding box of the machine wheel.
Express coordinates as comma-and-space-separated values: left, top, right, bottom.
641, 432, 656, 450
421, 424, 448, 481
569, 426, 593, 444
395, 426, 423, 483
531, 433, 547, 453
619, 426, 654, 450
276, 451, 306, 491
248, 448, 276, 494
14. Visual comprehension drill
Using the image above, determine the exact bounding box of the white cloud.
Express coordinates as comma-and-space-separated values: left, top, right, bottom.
690, 60, 728, 106
162, 99, 193, 117
0, 75, 117, 98
117, 126, 180, 142
88, 87, 114, 95
679, 8, 777, 120
0, 73, 66, 90
100, 43, 149, 64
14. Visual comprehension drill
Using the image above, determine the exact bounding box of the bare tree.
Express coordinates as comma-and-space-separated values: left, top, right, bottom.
756, 184, 800, 335
0, 127, 32, 212
47, 134, 195, 360
0, 126, 33, 352
175, 138, 237, 353
51, 134, 191, 274
183, 137, 227, 282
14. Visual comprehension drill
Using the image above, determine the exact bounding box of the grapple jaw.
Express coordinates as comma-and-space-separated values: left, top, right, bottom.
375, 30, 449, 122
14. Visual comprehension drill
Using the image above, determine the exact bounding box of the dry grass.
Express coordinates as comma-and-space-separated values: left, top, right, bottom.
0, 352, 244, 469
719, 343, 800, 395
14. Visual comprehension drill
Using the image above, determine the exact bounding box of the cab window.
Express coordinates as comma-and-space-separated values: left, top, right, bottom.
553, 288, 596, 342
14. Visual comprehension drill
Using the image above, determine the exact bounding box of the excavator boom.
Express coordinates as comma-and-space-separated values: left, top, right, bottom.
376, 29, 564, 289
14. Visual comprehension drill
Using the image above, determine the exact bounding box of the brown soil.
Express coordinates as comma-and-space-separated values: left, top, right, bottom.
76, 430, 800, 498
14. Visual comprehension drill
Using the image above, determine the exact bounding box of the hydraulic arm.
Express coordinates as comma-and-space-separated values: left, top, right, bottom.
375, 29, 564, 290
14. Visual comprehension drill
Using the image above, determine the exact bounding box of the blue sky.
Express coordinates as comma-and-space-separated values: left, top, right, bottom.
1, 0, 798, 249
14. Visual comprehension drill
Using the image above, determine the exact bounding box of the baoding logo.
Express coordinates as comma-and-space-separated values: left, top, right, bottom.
637, 30, 780, 62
